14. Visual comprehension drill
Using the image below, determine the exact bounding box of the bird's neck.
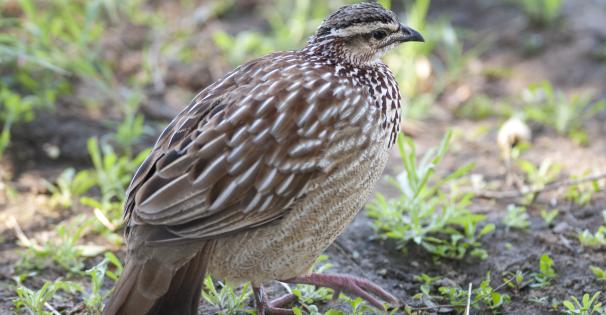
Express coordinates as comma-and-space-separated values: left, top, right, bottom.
301, 38, 401, 148
303, 35, 379, 67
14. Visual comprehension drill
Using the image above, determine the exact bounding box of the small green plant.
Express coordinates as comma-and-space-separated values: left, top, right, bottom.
0, 88, 36, 156
503, 204, 530, 230
522, 81, 606, 145
578, 227, 606, 248
112, 91, 146, 156
562, 292, 605, 315
565, 173, 603, 206
82, 257, 121, 314
502, 270, 526, 293
83, 137, 149, 224
19, 219, 91, 273
368, 131, 493, 259
531, 254, 556, 288
590, 266, 606, 281
337, 296, 381, 315
438, 273, 511, 313
455, 95, 509, 120
511, 0, 564, 26
13, 279, 82, 315
540, 209, 559, 227
43, 168, 96, 209
413, 273, 441, 299
517, 158, 561, 202
201, 277, 252, 314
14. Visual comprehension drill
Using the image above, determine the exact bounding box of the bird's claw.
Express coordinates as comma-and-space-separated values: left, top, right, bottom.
282, 273, 398, 311
253, 286, 297, 315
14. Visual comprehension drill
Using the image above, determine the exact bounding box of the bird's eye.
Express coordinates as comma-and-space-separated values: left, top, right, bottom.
372, 30, 387, 40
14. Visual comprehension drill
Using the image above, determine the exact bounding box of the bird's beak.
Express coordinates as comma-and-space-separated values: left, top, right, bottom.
397, 24, 424, 43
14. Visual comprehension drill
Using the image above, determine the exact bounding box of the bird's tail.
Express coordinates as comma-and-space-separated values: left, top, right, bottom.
102, 241, 214, 315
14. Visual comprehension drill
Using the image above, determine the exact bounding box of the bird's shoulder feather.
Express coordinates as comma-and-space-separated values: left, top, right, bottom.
124, 52, 373, 241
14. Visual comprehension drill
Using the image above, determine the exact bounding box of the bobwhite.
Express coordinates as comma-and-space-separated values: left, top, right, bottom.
103, 3, 423, 315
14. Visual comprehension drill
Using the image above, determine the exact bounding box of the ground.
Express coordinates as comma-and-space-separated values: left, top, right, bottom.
1, 0, 605, 314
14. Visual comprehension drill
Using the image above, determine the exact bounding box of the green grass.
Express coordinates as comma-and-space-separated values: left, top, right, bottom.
201, 277, 253, 314
590, 266, 606, 282
510, 0, 564, 27
503, 204, 530, 230
437, 273, 511, 313
13, 279, 82, 315
368, 131, 494, 260
522, 81, 606, 145
562, 292, 605, 315
531, 254, 556, 288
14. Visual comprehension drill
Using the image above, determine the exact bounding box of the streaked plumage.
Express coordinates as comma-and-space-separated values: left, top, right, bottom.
103, 3, 423, 315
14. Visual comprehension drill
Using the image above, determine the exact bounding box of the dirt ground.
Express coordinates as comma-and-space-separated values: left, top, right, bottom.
1, 0, 606, 314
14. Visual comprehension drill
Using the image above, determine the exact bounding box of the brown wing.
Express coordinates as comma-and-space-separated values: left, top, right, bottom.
124, 52, 372, 241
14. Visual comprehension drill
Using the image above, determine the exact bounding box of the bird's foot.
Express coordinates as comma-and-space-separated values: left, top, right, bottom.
253, 286, 297, 315
282, 273, 398, 311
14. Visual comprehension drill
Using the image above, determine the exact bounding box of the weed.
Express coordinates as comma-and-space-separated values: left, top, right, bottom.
438, 273, 511, 313
201, 277, 252, 314
590, 266, 606, 281
502, 270, 526, 293
510, 0, 564, 26
336, 296, 381, 315
455, 95, 507, 120
19, 219, 91, 273
578, 227, 606, 248
112, 91, 147, 156
522, 81, 606, 145
368, 131, 493, 259
13, 279, 82, 315
562, 292, 605, 315
85, 137, 149, 223
503, 204, 530, 230
517, 158, 561, 202
540, 209, 559, 227
43, 168, 96, 209
413, 273, 441, 299
0, 88, 35, 156
565, 172, 603, 206
531, 254, 556, 288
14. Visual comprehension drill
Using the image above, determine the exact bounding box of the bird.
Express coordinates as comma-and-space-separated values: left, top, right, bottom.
103, 3, 423, 315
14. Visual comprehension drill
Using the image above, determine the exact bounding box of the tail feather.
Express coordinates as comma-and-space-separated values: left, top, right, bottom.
103, 241, 214, 315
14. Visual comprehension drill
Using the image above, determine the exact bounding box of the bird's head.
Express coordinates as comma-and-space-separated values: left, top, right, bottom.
308, 2, 424, 65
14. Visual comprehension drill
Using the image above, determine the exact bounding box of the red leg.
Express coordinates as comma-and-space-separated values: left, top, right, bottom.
281, 273, 398, 311
253, 286, 297, 315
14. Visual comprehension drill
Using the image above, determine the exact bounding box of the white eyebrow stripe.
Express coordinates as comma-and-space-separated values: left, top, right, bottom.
330, 22, 397, 37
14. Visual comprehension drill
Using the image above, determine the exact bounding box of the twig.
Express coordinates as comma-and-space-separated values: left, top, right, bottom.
465, 283, 472, 315
94, 208, 117, 231
474, 172, 606, 199
6, 216, 42, 251
44, 302, 61, 315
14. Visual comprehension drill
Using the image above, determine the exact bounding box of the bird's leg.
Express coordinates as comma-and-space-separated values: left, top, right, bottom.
281, 273, 398, 311
253, 285, 297, 315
